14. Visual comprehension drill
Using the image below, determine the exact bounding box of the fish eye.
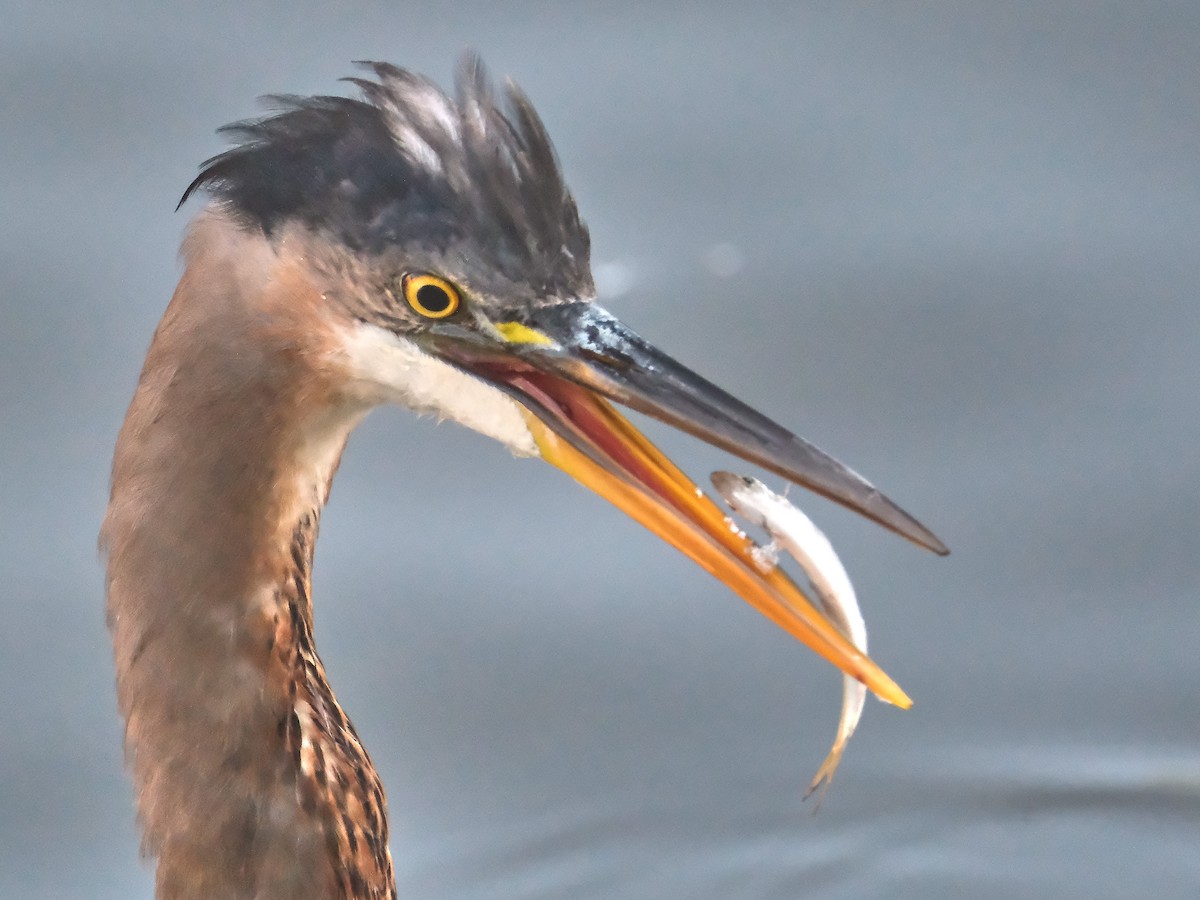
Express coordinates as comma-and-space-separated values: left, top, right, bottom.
401, 273, 460, 319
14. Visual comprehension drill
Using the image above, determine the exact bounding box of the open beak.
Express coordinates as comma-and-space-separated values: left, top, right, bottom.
429, 301, 947, 707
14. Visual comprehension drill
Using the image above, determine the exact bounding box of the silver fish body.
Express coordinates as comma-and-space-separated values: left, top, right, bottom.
711, 472, 871, 802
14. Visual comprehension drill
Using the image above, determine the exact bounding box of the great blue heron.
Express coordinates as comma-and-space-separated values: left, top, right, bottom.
101, 57, 946, 900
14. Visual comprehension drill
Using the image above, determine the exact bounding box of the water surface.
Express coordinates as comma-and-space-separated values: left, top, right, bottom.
1, 3, 1197, 897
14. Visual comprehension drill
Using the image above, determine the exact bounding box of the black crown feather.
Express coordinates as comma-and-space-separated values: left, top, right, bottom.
182, 55, 592, 298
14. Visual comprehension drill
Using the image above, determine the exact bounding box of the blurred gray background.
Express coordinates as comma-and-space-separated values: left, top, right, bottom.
2, 2, 1197, 898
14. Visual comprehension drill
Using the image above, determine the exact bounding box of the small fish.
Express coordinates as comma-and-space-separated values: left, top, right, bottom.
710, 471, 869, 805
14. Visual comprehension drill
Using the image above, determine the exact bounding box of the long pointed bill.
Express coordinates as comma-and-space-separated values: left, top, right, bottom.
428, 302, 947, 707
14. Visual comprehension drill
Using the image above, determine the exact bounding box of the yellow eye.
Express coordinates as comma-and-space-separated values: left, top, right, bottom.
401, 273, 460, 319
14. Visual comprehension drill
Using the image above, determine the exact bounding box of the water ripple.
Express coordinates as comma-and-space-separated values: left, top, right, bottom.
403, 744, 1200, 899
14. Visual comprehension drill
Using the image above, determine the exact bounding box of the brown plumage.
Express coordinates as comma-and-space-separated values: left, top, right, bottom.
103, 214, 396, 898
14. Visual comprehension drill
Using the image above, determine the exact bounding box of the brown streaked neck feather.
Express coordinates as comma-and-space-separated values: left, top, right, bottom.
102, 212, 396, 899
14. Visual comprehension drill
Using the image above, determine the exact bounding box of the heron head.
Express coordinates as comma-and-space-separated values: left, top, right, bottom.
182, 55, 945, 706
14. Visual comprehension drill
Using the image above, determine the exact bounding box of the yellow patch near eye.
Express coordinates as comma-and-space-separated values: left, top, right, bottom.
495, 322, 555, 345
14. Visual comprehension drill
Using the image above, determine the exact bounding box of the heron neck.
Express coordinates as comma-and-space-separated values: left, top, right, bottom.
102, 224, 396, 898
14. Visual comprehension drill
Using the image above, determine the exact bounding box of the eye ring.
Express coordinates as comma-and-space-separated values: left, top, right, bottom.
401, 273, 460, 319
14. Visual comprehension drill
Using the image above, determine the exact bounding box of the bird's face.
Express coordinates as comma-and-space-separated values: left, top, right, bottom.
325, 250, 943, 707
188, 57, 944, 706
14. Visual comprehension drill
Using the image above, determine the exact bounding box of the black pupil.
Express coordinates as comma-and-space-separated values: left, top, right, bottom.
416, 283, 451, 313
